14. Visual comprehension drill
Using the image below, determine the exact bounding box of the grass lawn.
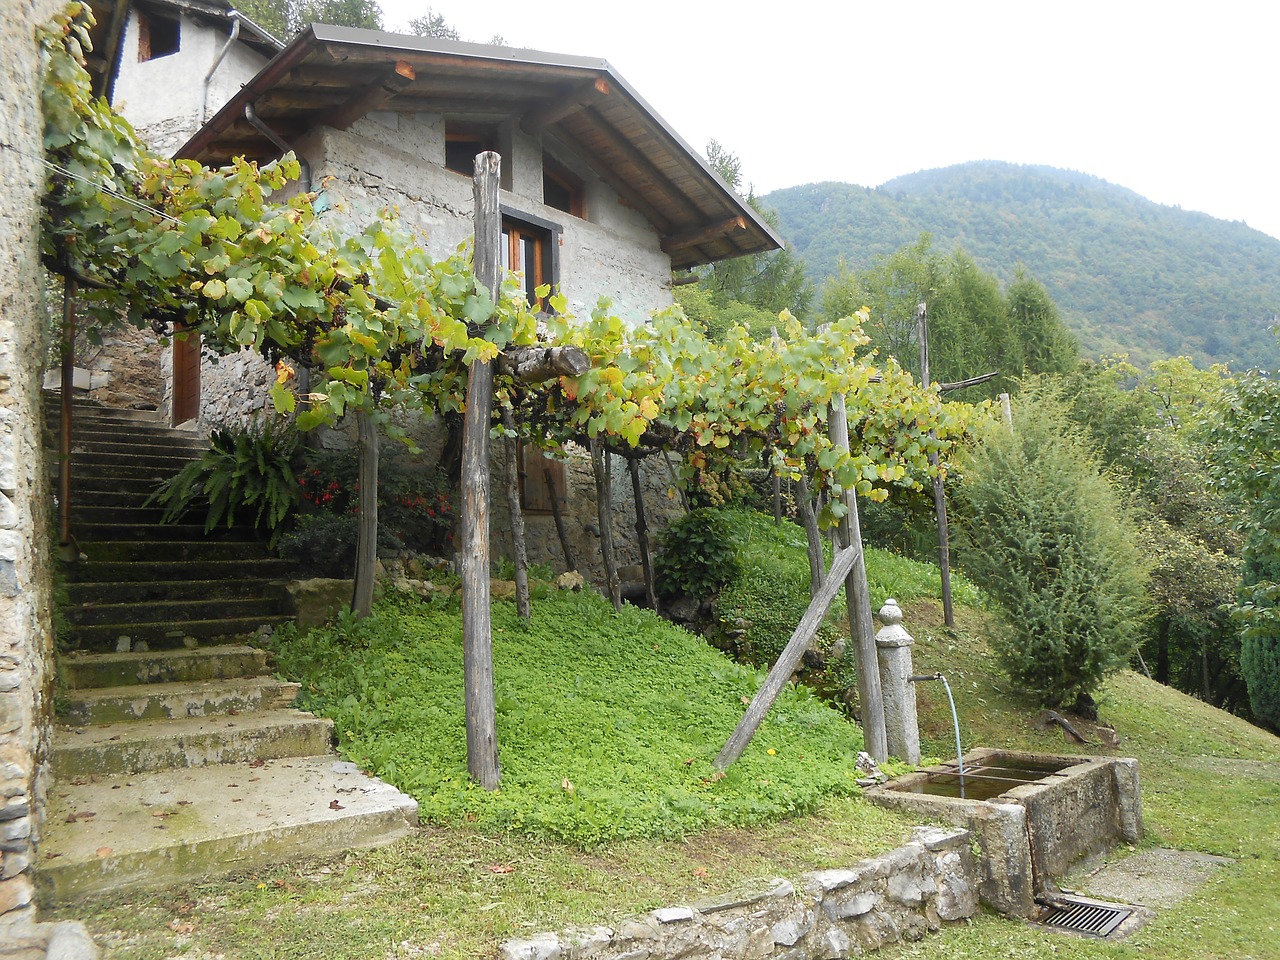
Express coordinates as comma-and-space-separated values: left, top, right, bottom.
46, 534, 1280, 959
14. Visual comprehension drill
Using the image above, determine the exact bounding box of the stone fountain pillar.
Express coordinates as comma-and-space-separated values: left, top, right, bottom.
876, 599, 921, 764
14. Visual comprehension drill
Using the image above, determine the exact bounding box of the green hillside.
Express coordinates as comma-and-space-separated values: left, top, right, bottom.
765, 162, 1280, 371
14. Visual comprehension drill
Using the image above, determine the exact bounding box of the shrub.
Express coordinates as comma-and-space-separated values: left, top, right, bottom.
280, 449, 455, 576
654, 507, 743, 599
954, 382, 1150, 709
151, 416, 300, 545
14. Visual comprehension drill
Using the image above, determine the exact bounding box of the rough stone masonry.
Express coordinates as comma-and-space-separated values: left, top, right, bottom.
499, 826, 979, 960
0, 0, 64, 929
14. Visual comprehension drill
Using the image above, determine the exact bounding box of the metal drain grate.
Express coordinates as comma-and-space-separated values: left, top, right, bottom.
1036, 897, 1133, 938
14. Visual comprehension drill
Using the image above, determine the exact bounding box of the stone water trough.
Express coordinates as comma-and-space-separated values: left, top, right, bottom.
865, 747, 1143, 918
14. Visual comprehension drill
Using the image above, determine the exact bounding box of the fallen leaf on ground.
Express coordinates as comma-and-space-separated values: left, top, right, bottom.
95, 847, 112, 858
485, 864, 516, 874
329, 799, 345, 810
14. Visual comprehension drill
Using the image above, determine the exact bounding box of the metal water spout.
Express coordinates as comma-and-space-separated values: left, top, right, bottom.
909, 671, 965, 797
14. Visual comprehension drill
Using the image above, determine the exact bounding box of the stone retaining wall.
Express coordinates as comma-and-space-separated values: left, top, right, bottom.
1, 0, 63, 928
500, 827, 978, 960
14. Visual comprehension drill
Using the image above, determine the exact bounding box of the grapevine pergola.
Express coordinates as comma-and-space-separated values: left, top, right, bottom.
40, 6, 973, 783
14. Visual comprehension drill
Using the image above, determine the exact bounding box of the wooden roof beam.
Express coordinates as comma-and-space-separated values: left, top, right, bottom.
572, 105, 689, 211
328, 60, 417, 130
544, 128, 675, 235
661, 216, 747, 255
520, 77, 611, 135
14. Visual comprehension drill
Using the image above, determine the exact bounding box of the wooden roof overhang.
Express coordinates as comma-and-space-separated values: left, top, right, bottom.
178, 24, 782, 269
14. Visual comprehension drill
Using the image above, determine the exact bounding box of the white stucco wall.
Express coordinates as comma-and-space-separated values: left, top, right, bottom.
113, 11, 268, 156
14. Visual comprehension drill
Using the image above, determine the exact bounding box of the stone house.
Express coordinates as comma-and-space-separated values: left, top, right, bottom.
109, 9, 781, 577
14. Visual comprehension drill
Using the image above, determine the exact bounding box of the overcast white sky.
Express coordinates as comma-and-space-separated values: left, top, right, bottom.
377, 0, 1279, 241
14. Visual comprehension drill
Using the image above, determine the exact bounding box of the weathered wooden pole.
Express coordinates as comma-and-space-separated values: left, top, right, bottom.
351, 409, 379, 617
716, 543, 862, 769
830, 394, 888, 762
460, 152, 502, 789
500, 409, 531, 619
917, 302, 955, 628
796, 475, 825, 599
591, 438, 622, 611
628, 455, 658, 609
545, 463, 577, 572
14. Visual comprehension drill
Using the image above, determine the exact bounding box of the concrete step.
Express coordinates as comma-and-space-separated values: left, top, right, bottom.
37, 755, 419, 903
68, 436, 207, 456
68, 579, 287, 606
71, 521, 262, 542
63, 614, 295, 650
69, 449, 200, 473
62, 557, 294, 583
66, 596, 286, 629
61, 676, 302, 726
80, 539, 276, 563
61, 645, 270, 689
52, 709, 333, 778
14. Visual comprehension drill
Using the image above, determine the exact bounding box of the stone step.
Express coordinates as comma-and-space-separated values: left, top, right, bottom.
37, 755, 419, 904
63, 614, 294, 650
64, 595, 287, 628
61, 645, 270, 689
68, 578, 287, 607
80, 539, 276, 563
44, 402, 167, 426
70, 503, 171, 524
62, 557, 294, 583
52, 709, 333, 778
61, 676, 302, 726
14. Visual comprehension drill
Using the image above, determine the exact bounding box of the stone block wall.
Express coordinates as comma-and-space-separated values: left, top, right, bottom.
1, 0, 63, 925
499, 827, 978, 960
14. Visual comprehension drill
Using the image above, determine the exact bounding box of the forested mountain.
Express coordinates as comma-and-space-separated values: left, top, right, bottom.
765, 162, 1280, 370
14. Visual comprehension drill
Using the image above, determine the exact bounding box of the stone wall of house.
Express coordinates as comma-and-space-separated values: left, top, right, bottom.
301, 117, 675, 323
499, 827, 979, 960
115, 11, 269, 157
79, 323, 166, 412
1, 0, 64, 926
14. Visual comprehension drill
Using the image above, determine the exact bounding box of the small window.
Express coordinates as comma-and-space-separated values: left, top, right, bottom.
501, 214, 558, 311
445, 123, 498, 176
137, 10, 180, 62
543, 155, 585, 219
519, 443, 567, 514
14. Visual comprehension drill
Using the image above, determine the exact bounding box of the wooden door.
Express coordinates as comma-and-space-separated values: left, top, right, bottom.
172, 328, 200, 425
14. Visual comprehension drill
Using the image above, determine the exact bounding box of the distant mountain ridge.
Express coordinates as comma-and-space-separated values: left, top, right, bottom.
764, 161, 1280, 371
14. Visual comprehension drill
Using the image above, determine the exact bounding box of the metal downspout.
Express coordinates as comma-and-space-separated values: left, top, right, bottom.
244, 102, 312, 192
201, 13, 241, 127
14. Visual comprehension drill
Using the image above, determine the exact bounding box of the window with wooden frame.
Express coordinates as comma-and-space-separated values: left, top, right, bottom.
137, 10, 180, 62
543, 154, 586, 219
518, 442, 567, 514
500, 209, 560, 311
444, 122, 499, 176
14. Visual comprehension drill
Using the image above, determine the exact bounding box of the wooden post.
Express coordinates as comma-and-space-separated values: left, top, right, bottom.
772, 468, 782, 526
591, 438, 622, 611
918, 303, 955, 628
501, 409, 530, 619
628, 455, 658, 609
351, 409, 379, 617
797, 475, 824, 599
716, 543, 862, 769
830, 394, 889, 762
545, 463, 577, 572
461, 151, 502, 790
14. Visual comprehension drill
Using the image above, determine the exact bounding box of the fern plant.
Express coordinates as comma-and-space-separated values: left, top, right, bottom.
152, 417, 302, 545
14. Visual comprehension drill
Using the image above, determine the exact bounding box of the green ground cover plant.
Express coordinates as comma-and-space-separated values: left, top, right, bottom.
270, 588, 869, 848
715, 508, 984, 665
52, 593, 1280, 960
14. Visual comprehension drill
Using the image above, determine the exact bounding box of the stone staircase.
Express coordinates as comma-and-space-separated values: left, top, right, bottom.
39, 397, 419, 904
49, 399, 296, 650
